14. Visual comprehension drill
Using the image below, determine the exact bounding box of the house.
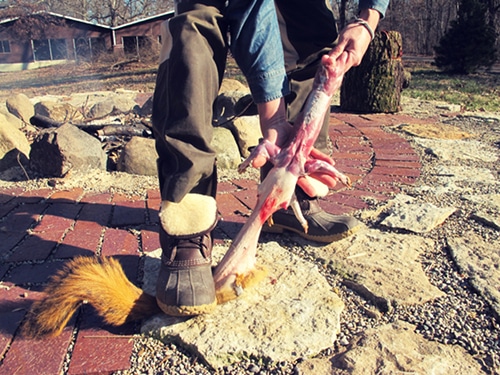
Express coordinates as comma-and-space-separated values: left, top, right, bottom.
0, 11, 174, 72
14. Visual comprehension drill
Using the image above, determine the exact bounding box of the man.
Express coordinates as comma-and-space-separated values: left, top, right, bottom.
152, 0, 389, 317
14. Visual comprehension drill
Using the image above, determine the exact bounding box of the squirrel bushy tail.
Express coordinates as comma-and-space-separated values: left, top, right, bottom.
21, 256, 160, 339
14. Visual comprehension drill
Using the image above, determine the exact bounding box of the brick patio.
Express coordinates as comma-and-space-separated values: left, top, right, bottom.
0, 112, 426, 374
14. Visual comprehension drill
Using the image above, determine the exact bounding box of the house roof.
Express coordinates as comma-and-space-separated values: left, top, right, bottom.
0, 10, 174, 29
113, 11, 174, 30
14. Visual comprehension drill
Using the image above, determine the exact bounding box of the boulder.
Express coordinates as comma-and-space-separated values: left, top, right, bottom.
228, 116, 262, 158
88, 96, 138, 118
117, 136, 158, 176
29, 123, 106, 177
34, 101, 84, 123
6, 93, 34, 123
211, 127, 241, 169
326, 321, 483, 374
0, 113, 31, 171
142, 242, 344, 369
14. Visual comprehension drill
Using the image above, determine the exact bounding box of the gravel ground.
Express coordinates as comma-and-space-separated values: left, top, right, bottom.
1, 101, 498, 374
110, 114, 500, 374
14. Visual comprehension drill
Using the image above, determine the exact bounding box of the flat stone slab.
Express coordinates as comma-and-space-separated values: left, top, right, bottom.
298, 321, 483, 374
309, 228, 445, 311
413, 138, 498, 163
380, 194, 456, 233
398, 122, 472, 140
141, 242, 344, 369
447, 233, 500, 317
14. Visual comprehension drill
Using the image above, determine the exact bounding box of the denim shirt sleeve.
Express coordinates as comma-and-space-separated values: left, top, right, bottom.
227, 0, 289, 104
359, 0, 390, 18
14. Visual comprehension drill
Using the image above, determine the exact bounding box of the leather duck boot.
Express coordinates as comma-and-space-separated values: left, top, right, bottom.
156, 193, 218, 316
259, 163, 361, 243
262, 188, 361, 243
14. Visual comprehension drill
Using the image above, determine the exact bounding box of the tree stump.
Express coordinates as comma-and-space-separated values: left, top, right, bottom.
340, 30, 407, 113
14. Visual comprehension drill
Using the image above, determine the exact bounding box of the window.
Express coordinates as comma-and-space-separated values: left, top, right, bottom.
74, 37, 106, 61
123, 36, 152, 57
32, 38, 67, 61
0, 40, 10, 54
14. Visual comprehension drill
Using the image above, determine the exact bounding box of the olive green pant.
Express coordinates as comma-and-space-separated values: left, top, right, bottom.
152, 0, 338, 202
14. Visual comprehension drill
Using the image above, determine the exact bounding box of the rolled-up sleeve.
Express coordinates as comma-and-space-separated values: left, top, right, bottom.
359, 0, 390, 18
228, 0, 290, 104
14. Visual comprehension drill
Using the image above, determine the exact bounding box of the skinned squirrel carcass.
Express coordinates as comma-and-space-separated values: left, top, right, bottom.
21, 256, 160, 338
22, 54, 351, 339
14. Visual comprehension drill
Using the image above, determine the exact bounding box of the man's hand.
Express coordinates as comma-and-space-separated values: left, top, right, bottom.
329, 8, 381, 72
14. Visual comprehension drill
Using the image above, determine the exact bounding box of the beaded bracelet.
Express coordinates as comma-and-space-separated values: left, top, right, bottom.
351, 17, 375, 41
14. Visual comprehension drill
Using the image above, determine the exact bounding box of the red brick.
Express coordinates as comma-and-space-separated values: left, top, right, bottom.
375, 152, 420, 162
326, 192, 369, 210
7, 232, 59, 261
49, 188, 85, 203
78, 202, 113, 226
101, 228, 139, 256
0, 204, 49, 256
375, 159, 422, 169
0, 187, 24, 203
146, 189, 161, 201
141, 226, 160, 253
0, 199, 19, 220
232, 186, 258, 211
2, 204, 47, 233
232, 178, 258, 190
318, 199, 355, 215
56, 220, 103, 258
216, 193, 251, 221
5, 261, 65, 285
338, 188, 389, 202
111, 194, 146, 227
19, 188, 54, 203
217, 181, 239, 193
0, 311, 24, 358
80, 192, 113, 205
0, 325, 74, 375
0, 285, 44, 357
331, 151, 373, 161
146, 191, 161, 225
354, 180, 402, 194
32, 214, 75, 235
334, 158, 372, 171
0, 285, 44, 311
68, 308, 135, 375
370, 165, 421, 178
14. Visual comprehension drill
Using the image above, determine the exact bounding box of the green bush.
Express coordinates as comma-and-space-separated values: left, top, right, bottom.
434, 0, 497, 74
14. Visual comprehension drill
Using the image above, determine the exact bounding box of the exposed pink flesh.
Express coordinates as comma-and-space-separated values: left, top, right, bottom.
213, 55, 348, 296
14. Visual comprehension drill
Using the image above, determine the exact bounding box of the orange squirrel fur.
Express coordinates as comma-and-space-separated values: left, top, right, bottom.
21, 256, 161, 339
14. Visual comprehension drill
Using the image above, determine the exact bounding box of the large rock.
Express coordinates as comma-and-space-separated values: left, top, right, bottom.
6, 93, 34, 123
34, 101, 84, 123
380, 194, 456, 233
398, 122, 472, 140
310, 228, 445, 311
211, 126, 241, 169
117, 136, 158, 176
29, 123, 106, 177
0, 113, 31, 171
229, 116, 262, 157
413, 138, 498, 163
88, 96, 138, 118
323, 321, 483, 374
213, 90, 250, 124
447, 233, 500, 317
141, 242, 344, 369
0, 109, 24, 130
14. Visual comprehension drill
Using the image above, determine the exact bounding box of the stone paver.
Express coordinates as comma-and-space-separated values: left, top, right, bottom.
0, 112, 423, 373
